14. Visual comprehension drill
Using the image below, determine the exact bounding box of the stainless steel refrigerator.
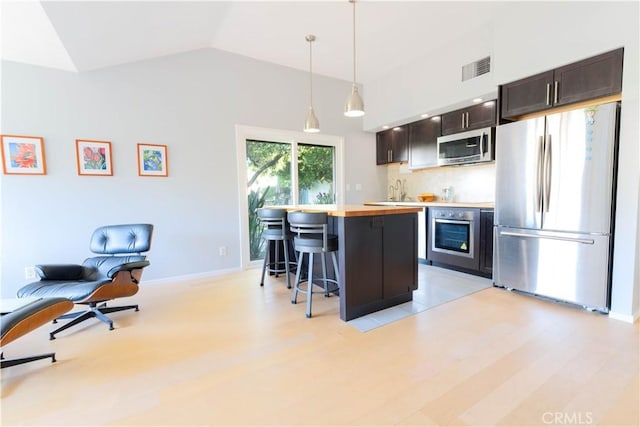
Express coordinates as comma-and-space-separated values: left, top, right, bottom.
494, 101, 619, 312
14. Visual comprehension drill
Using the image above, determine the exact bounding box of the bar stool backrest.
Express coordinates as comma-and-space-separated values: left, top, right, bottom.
257, 208, 288, 239
287, 211, 330, 251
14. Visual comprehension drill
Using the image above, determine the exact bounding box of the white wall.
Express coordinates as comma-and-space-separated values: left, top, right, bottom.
365, 1, 639, 319
0, 48, 385, 297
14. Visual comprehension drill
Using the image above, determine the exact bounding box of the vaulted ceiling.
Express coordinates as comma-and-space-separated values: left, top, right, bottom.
1, 1, 504, 84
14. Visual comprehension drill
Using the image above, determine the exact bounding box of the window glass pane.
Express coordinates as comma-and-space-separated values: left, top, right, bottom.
297, 143, 335, 205
246, 139, 291, 260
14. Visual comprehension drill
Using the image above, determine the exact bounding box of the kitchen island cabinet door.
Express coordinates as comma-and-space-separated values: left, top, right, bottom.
339, 216, 384, 311
382, 213, 418, 298
337, 213, 417, 321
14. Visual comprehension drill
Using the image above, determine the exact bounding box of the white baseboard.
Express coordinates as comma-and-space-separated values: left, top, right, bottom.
608, 310, 639, 324
141, 267, 243, 287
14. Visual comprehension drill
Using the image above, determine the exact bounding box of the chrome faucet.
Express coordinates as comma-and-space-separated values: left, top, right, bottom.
395, 179, 407, 201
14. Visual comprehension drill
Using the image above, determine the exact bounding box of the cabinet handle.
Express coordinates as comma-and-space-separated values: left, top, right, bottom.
461, 113, 465, 129
388, 149, 392, 162
546, 83, 551, 105
553, 81, 559, 104
466, 112, 469, 128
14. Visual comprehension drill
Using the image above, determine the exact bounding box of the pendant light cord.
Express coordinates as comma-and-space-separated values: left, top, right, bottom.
352, 0, 357, 85
309, 37, 314, 106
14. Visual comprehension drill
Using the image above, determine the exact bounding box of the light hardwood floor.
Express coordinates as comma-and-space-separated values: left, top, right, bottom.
1, 267, 638, 426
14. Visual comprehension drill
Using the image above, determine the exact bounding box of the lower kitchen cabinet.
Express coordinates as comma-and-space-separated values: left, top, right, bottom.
336, 213, 418, 320
479, 209, 494, 276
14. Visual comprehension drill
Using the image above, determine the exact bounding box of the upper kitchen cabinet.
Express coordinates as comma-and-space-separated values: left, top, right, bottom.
408, 117, 441, 169
500, 48, 623, 119
440, 101, 497, 136
376, 125, 408, 165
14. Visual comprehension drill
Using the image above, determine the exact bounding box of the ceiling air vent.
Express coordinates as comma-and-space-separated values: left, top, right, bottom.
462, 56, 491, 81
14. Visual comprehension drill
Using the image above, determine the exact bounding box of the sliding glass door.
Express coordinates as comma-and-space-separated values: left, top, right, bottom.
237, 126, 343, 266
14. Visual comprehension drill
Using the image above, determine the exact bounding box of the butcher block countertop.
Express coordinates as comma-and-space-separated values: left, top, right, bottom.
364, 201, 495, 209
268, 204, 422, 217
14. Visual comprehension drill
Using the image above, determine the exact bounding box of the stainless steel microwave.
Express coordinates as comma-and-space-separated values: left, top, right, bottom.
437, 127, 495, 166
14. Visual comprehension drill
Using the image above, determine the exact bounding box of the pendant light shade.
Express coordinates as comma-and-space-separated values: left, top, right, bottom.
344, 0, 364, 117
304, 107, 320, 133
304, 34, 320, 133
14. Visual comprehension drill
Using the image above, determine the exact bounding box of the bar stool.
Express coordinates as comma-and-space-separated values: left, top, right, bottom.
287, 211, 340, 318
257, 208, 296, 289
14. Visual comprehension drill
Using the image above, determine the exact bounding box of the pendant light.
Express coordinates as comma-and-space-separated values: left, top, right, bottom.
304, 34, 320, 133
344, 0, 364, 117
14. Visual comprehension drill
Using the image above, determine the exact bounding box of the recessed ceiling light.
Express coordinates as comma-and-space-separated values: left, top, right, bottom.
431, 116, 441, 121
483, 100, 495, 106
473, 98, 483, 103
420, 113, 429, 118
382, 125, 389, 130
392, 127, 402, 131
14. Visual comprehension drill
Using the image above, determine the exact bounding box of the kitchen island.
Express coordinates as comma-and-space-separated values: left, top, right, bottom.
276, 205, 421, 321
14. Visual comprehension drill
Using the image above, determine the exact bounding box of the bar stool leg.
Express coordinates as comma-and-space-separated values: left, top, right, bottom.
283, 240, 292, 289
321, 253, 330, 297
274, 240, 280, 277
306, 252, 314, 318
260, 242, 270, 286
292, 252, 304, 304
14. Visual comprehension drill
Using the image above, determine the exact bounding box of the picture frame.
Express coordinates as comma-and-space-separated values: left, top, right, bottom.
75, 139, 113, 176
137, 143, 168, 177
1, 134, 47, 175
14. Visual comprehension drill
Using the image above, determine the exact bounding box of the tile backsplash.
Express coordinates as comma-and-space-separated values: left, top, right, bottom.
386, 162, 495, 203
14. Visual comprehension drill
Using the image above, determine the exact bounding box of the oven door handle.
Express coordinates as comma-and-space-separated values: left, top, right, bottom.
434, 218, 472, 226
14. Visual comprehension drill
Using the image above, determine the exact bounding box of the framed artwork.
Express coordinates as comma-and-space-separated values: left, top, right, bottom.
137, 143, 168, 177
75, 139, 113, 176
1, 134, 47, 175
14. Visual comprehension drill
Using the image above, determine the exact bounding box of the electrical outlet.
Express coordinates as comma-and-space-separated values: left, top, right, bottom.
24, 266, 37, 280
219, 246, 227, 256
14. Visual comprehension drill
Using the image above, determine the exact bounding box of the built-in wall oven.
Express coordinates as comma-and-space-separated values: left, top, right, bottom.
428, 207, 480, 272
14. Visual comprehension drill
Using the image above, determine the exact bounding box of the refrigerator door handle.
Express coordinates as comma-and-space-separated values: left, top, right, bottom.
499, 230, 595, 245
536, 136, 544, 213
544, 134, 552, 212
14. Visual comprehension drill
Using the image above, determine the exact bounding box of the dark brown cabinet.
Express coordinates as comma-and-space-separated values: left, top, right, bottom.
479, 209, 494, 276
376, 125, 408, 165
408, 117, 441, 169
337, 213, 417, 320
441, 101, 497, 136
500, 48, 623, 119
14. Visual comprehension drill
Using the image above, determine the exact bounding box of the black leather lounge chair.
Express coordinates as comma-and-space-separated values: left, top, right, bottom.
16, 224, 153, 339
1, 297, 74, 368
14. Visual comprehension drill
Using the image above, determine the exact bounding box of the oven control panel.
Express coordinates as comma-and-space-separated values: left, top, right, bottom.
432, 209, 476, 221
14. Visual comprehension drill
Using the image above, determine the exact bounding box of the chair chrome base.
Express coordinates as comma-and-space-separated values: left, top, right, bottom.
1, 351, 57, 368
50, 302, 139, 340
0, 353, 56, 369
